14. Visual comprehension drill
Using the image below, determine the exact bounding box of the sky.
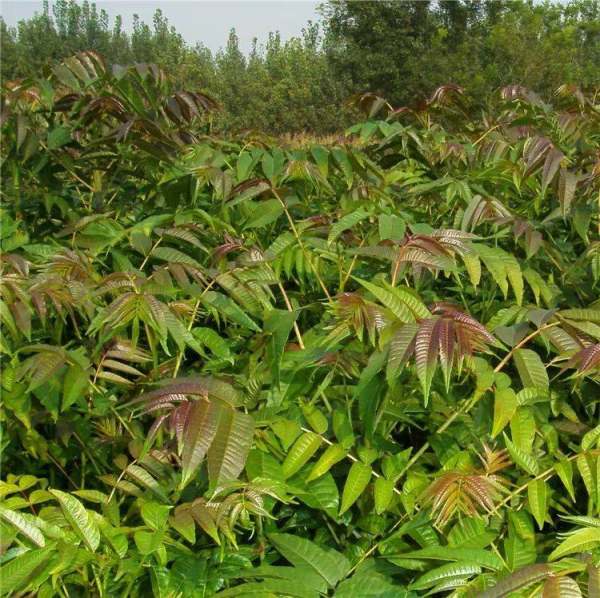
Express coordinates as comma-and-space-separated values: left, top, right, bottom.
0, 0, 322, 53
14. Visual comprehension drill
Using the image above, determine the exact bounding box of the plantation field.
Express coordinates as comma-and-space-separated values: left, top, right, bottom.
1, 53, 600, 596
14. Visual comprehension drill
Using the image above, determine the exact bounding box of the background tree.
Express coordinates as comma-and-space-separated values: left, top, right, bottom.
323, 0, 600, 107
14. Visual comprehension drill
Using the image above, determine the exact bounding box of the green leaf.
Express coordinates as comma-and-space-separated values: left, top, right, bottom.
393, 546, 504, 571
282, 432, 322, 479
164, 309, 205, 356
559, 308, 600, 323
152, 246, 202, 269
463, 253, 481, 287
504, 526, 536, 572
217, 579, 319, 598
561, 515, 600, 527
0, 546, 54, 596
576, 454, 597, 505
307, 444, 347, 482
0, 505, 45, 547
310, 146, 329, 178
192, 328, 232, 362
335, 560, 408, 597
549, 527, 600, 560
62, 363, 89, 411
294, 473, 340, 519
477, 245, 523, 304
47, 126, 71, 150
134, 529, 164, 555
410, 561, 482, 590
516, 387, 549, 406
527, 479, 547, 530
49, 489, 100, 551
339, 461, 371, 515
295, 472, 339, 518
448, 518, 497, 549
390, 286, 430, 319
513, 348, 549, 390
124, 464, 168, 501
492, 387, 517, 438
267, 532, 351, 587
555, 459, 576, 501
355, 278, 416, 322
170, 509, 195, 544
264, 231, 296, 260
264, 308, 298, 387
233, 564, 329, 595
271, 418, 302, 451
331, 148, 354, 187
504, 434, 539, 475
246, 449, 285, 482
243, 198, 283, 229
328, 209, 369, 245
201, 291, 261, 332
523, 268, 554, 305
582, 424, 600, 451
301, 403, 328, 435
378, 214, 406, 242
75, 490, 111, 503
141, 502, 170, 531
373, 477, 395, 515
510, 407, 536, 454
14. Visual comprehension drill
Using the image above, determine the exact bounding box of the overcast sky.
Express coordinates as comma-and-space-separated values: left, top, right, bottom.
1, 1, 323, 53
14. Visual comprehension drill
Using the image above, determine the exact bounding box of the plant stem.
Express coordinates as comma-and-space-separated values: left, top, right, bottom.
172, 278, 218, 378
278, 281, 304, 349
48, 454, 78, 489
271, 186, 332, 303
139, 235, 163, 271
340, 236, 365, 292
107, 458, 138, 505
492, 321, 560, 374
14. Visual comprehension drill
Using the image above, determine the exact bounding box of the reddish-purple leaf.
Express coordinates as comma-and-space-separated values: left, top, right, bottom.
415, 318, 439, 403
180, 399, 218, 488
541, 148, 564, 193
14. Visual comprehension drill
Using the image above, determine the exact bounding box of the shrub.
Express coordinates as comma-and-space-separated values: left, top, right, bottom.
1, 55, 599, 596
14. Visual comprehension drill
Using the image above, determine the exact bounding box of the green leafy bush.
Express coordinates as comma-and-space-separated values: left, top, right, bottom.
1, 54, 599, 596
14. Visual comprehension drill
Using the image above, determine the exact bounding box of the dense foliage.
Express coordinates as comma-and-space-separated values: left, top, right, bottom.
2, 0, 600, 133
1, 53, 600, 596
324, 0, 600, 108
